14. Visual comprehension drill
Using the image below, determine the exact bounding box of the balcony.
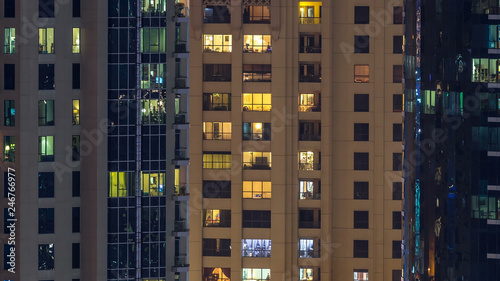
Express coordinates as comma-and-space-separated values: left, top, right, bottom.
173, 42, 189, 58
298, 249, 321, 258
299, 192, 321, 200
298, 221, 321, 229
172, 255, 189, 272
298, 162, 321, 171
173, 113, 189, 130
299, 74, 321, 83
172, 185, 189, 201
299, 46, 321, 53
299, 105, 321, 112
173, 149, 189, 165
299, 134, 321, 141
173, 2, 189, 22
172, 220, 189, 237
173, 77, 189, 94
243, 161, 271, 170
299, 17, 321, 24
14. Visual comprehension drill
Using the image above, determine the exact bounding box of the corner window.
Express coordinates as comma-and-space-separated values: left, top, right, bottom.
3, 136, 15, 162
243, 35, 271, 53
4, 100, 15, 126
203, 93, 231, 111
243, 181, 271, 199
4, 28, 15, 54
242, 152, 272, 170
39, 28, 54, 54
243, 5, 270, 23
39, 100, 55, 126
242, 93, 271, 111
73, 100, 80, 125
243, 122, 271, 141
203, 34, 232, 52
354, 65, 369, 83
72, 28, 80, 53
38, 136, 54, 162
141, 28, 167, 53
203, 122, 232, 140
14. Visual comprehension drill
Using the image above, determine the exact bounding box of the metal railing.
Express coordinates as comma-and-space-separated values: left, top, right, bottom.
299, 192, 321, 200
174, 185, 188, 196
299, 75, 321, 82
298, 221, 321, 229
174, 149, 188, 160
299, 46, 321, 53
299, 17, 321, 24
243, 162, 272, 170
299, 134, 321, 141
298, 162, 321, 171
298, 250, 321, 258
298, 105, 321, 112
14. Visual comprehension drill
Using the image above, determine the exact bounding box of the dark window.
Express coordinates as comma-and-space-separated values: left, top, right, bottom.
392, 182, 402, 200
203, 64, 231, 81
298, 209, 321, 228
72, 243, 80, 268
354, 123, 369, 141
353, 211, 369, 229
72, 171, 80, 197
39, 172, 54, 198
392, 270, 401, 281
203, 93, 231, 111
354, 153, 369, 170
5, 0, 15, 17
393, 36, 403, 54
393, 6, 403, 24
73, 207, 80, 233
393, 124, 402, 141
4, 64, 15, 90
354, 6, 369, 24
243, 64, 272, 82
242, 210, 271, 228
73, 63, 80, 89
393, 153, 402, 171
392, 211, 401, 229
243, 122, 272, 140
299, 121, 321, 141
353, 240, 368, 258
4, 100, 15, 126
392, 240, 401, 258
72, 135, 80, 161
354, 94, 369, 112
38, 208, 54, 234
243, 5, 270, 23
204, 5, 230, 23
354, 36, 369, 53
38, 244, 55, 270
354, 182, 369, 199
393, 94, 403, 112
203, 181, 231, 198
39, 64, 55, 90
393, 65, 403, 83
73, 0, 81, 17
39, 0, 55, 17
202, 238, 231, 256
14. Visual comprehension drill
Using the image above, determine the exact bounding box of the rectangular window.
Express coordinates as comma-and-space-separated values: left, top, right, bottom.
242, 268, 271, 281
353, 211, 369, 229
203, 64, 232, 82
39, 28, 54, 54
299, 209, 321, 228
4, 64, 14, 90
141, 0, 166, 16
299, 151, 320, 170
203, 268, 231, 281
108, 172, 136, 197
72, 135, 80, 161
141, 28, 167, 53
4, 28, 15, 54
140, 63, 167, 89
242, 239, 271, 257
72, 28, 80, 53
299, 63, 321, 82
72, 207, 80, 233
242, 152, 272, 170
354, 152, 369, 170
393, 6, 403, 24
392, 211, 401, 229
38, 100, 55, 126
354, 65, 369, 83
38, 244, 54, 270
354, 123, 369, 141
298, 2, 322, 24
203, 181, 231, 198
393, 65, 403, 83
202, 238, 231, 256
354, 270, 369, 281
243, 181, 271, 199
299, 93, 321, 112
353, 240, 368, 258
140, 172, 166, 196
393, 124, 402, 141
203, 152, 232, 169
354, 182, 369, 199
243, 122, 271, 140
393, 94, 403, 112
243, 5, 270, 23
203, 34, 232, 52
203, 93, 231, 111
39, 0, 55, 17
354, 94, 369, 112
243, 35, 271, 53
203, 122, 232, 140
73, 0, 80, 17
299, 121, 321, 141
243, 64, 272, 82
204, 5, 231, 23
4, 100, 15, 126
243, 93, 271, 111
141, 99, 166, 124
38, 136, 54, 162
73, 100, 80, 125
354, 6, 369, 24
393, 36, 403, 54
38, 208, 54, 234
39, 172, 54, 198
299, 180, 321, 200
3, 136, 15, 162
392, 240, 401, 258
354, 35, 369, 53
299, 268, 316, 281
39, 64, 55, 90
72, 171, 80, 197
299, 238, 320, 258
4, 0, 15, 17
203, 209, 231, 227
72, 243, 80, 268
393, 153, 402, 171
392, 270, 401, 281
392, 182, 402, 200
72, 63, 80, 89
242, 210, 271, 228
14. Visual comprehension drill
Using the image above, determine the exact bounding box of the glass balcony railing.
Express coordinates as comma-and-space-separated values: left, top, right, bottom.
299, 192, 321, 200
299, 46, 321, 53
298, 162, 321, 170
299, 134, 321, 141
299, 75, 321, 83
298, 250, 320, 258
299, 17, 321, 24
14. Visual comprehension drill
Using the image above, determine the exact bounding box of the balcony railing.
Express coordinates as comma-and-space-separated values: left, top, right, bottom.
299, 75, 321, 83
298, 221, 321, 228
299, 17, 321, 24
299, 46, 321, 53
203, 132, 232, 140
299, 192, 321, 200
175, 149, 188, 160
175, 42, 187, 53
242, 249, 271, 257
243, 162, 271, 170
174, 77, 187, 88
174, 114, 188, 124
298, 250, 321, 258
298, 162, 321, 171
174, 220, 188, 232
174, 185, 188, 196
174, 255, 188, 267
298, 105, 321, 112
299, 134, 321, 141
203, 249, 231, 257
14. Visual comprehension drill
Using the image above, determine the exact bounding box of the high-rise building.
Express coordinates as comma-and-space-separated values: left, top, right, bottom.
404, 1, 500, 280
189, 1, 404, 281
0, 0, 189, 280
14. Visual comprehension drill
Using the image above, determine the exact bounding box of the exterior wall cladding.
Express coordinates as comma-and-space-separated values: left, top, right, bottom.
404, 0, 500, 280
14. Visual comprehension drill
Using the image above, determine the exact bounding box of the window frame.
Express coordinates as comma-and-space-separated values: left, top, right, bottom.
38, 136, 55, 162
203, 152, 232, 169
354, 64, 370, 83
203, 34, 232, 53
38, 100, 55, 126
203, 93, 231, 111
243, 93, 271, 111
4, 28, 15, 54
243, 181, 271, 199
243, 35, 272, 53
243, 64, 272, 82
203, 121, 232, 140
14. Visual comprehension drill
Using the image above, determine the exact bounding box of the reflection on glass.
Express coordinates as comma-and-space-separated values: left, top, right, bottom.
203, 267, 231, 281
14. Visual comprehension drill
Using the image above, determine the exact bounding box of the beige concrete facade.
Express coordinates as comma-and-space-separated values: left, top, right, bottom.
189, 0, 403, 281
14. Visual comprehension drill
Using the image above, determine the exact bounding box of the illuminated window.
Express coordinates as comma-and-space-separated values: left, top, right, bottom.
141, 64, 167, 88
203, 209, 231, 227
108, 172, 136, 197
203, 34, 232, 52
242, 152, 271, 170
3, 136, 15, 162
141, 28, 166, 53
299, 238, 320, 258
203, 152, 232, 169
243, 6, 270, 23
141, 0, 166, 15
299, 268, 314, 281
72, 135, 80, 161
299, 180, 320, 200
299, 2, 322, 24
242, 93, 271, 111
141, 99, 166, 124
39, 28, 54, 54
72, 28, 80, 53
242, 239, 271, 257
4, 28, 15, 54
72, 100, 80, 125
38, 100, 55, 126
203, 122, 232, 140
141, 172, 165, 196
243, 35, 271, 53
38, 136, 54, 162
299, 93, 321, 112
4, 100, 15, 126
299, 151, 320, 170
202, 267, 231, 281
242, 268, 270, 281
243, 181, 271, 199
354, 65, 369, 83
243, 122, 271, 140
203, 93, 231, 111
354, 270, 369, 281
